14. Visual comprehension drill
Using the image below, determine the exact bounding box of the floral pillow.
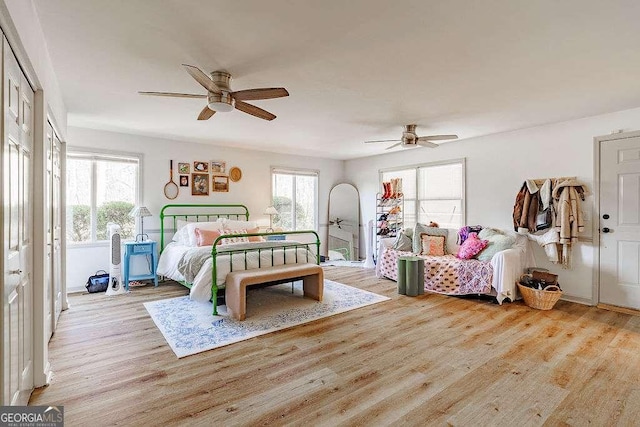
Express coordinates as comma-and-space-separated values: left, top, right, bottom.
456, 232, 488, 260
219, 229, 251, 245
420, 233, 446, 256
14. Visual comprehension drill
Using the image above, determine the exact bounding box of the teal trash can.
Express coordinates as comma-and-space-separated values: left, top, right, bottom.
398, 256, 424, 296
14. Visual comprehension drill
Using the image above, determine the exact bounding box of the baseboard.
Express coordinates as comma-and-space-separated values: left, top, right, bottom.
597, 303, 640, 317
560, 294, 594, 306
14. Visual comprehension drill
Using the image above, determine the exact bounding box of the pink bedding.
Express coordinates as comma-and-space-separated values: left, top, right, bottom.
379, 248, 494, 295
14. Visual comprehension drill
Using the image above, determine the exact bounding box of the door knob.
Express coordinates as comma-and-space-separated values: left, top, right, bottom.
9, 269, 22, 275
603, 214, 610, 219
602, 227, 611, 233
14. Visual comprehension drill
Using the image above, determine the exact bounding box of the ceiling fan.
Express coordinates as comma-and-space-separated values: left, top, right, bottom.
364, 124, 458, 149
139, 64, 289, 121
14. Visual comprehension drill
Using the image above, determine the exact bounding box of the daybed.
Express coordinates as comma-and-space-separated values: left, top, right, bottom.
376, 226, 534, 304
156, 204, 320, 314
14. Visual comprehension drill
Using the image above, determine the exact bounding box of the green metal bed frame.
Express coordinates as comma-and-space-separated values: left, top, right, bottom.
159, 204, 321, 315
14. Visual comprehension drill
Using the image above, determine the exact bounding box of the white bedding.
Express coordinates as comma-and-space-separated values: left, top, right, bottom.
157, 241, 316, 302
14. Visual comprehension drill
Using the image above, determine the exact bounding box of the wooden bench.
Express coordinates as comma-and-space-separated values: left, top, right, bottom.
225, 263, 324, 321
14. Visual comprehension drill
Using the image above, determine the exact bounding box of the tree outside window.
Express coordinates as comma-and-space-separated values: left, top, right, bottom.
66, 151, 140, 243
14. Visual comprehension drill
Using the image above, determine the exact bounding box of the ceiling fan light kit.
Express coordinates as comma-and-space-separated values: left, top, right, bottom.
139, 65, 289, 121
364, 124, 459, 150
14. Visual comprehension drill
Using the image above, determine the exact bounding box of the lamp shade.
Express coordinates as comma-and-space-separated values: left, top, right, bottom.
264, 206, 279, 215
129, 206, 152, 218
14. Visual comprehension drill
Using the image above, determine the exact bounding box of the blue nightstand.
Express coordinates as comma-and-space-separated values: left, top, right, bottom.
123, 240, 158, 290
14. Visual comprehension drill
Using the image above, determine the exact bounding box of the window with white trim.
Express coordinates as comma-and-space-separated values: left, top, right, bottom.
66, 150, 141, 243
271, 167, 318, 231
381, 159, 465, 229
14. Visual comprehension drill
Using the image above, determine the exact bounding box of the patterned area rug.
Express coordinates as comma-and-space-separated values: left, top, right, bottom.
144, 279, 389, 358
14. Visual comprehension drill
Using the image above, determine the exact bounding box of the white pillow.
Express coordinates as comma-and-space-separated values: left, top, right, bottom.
186, 221, 223, 246
172, 219, 191, 245
220, 218, 257, 230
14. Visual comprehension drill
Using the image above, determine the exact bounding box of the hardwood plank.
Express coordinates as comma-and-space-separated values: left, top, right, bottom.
29, 268, 640, 426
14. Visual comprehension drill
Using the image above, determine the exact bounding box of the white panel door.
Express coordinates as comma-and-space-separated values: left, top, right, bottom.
599, 135, 640, 309
45, 123, 53, 339
52, 129, 62, 328
1, 37, 33, 405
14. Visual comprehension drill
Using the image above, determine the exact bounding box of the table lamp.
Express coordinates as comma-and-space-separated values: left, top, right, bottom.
129, 206, 152, 242
264, 206, 279, 232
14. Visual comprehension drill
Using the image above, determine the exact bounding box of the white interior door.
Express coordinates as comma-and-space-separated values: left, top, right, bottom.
1, 36, 34, 405
52, 130, 62, 328
599, 134, 640, 309
45, 124, 53, 339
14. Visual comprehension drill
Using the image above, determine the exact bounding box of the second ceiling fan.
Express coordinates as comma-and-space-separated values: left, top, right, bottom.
364, 124, 458, 149
139, 64, 289, 121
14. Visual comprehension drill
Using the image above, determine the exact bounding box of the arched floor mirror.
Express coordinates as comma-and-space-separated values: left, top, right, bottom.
327, 183, 360, 261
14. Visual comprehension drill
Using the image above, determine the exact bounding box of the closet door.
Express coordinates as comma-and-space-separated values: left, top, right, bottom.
45, 124, 53, 339
52, 128, 62, 328
1, 37, 34, 405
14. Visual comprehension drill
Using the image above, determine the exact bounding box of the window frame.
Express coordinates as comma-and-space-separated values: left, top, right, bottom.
270, 166, 319, 231
66, 147, 143, 246
379, 158, 466, 229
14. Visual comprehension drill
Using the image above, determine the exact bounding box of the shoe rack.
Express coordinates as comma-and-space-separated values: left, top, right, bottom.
375, 178, 404, 262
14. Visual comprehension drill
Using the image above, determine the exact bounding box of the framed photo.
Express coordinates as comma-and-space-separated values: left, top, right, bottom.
178, 162, 190, 174
193, 161, 208, 173
191, 173, 209, 195
212, 175, 229, 192
179, 175, 189, 187
211, 160, 226, 175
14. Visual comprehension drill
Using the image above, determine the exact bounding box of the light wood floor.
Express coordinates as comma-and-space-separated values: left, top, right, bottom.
30, 267, 640, 426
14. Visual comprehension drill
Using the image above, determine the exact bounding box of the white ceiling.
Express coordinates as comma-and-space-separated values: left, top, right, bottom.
33, 0, 640, 160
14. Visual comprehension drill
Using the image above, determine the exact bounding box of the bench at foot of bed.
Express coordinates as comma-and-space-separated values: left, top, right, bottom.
225, 263, 324, 320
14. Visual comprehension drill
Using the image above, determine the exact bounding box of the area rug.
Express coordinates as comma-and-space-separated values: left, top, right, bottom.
144, 279, 389, 358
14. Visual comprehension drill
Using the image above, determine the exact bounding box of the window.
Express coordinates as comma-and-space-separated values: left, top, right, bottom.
66, 150, 141, 243
271, 167, 318, 231
381, 159, 465, 229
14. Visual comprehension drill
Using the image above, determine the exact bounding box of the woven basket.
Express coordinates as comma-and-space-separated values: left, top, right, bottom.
517, 283, 562, 310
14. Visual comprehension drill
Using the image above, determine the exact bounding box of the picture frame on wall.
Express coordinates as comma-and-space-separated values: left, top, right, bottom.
193, 161, 208, 172
192, 173, 209, 195
212, 175, 229, 192
211, 160, 226, 175
179, 175, 189, 187
178, 162, 190, 174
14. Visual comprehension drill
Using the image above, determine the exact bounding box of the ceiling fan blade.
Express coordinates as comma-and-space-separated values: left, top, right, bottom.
385, 142, 402, 150
235, 100, 276, 121
197, 106, 216, 121
138, 91, 207, 99
231, 88, 289, 101
364, 139, 402, 144
417, 141, 438, 148
182, 64, 221, 94
418, 134, 459, 141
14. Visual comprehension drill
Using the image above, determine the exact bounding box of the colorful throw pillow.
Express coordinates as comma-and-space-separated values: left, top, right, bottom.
194, 228, 223, 246
456, 232, 489, 260
244, 227, 265, 242
219, 229, 251, 245
412, 223, 448, 254
476, 228, 516, 262
186, 221, 224, 246
420, 234, 446, 256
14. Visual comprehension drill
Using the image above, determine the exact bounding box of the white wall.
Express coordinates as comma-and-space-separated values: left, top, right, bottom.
65, 126, 344, 292
346, 107, 640, 304
0, 0, 67, 134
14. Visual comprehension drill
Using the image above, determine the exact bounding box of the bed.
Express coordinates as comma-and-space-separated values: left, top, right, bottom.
156, 204, 320, 314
